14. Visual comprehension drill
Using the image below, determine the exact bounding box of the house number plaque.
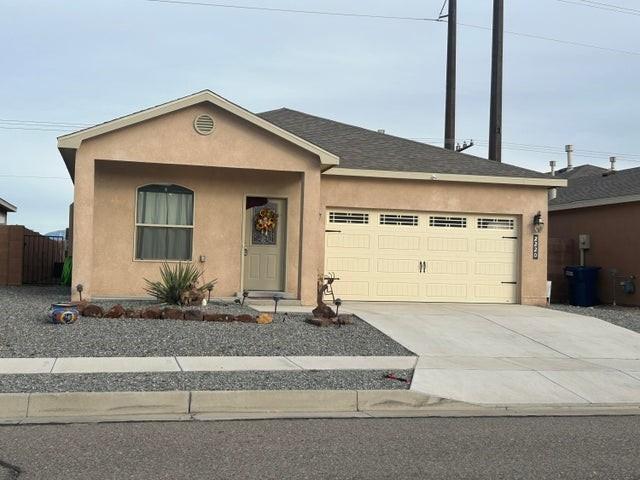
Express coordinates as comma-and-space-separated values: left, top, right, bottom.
532, 234, 539, 260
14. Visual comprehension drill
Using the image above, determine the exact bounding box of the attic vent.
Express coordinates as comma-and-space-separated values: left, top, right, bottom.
429, 216, 467, 228
477, 218, 515, 230
194, 114, 215, 135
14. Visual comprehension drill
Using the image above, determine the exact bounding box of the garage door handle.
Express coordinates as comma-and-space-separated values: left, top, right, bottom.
418, 261, 422, 273
422, 261, 427, 273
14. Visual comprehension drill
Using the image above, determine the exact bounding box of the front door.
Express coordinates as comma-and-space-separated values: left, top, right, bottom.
243, 197, 286, 291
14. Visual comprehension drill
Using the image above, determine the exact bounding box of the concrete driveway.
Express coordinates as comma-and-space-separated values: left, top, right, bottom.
346, 303, 640, 406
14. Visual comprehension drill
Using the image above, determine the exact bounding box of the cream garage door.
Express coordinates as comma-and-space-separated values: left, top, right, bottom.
324, 210, 519, 303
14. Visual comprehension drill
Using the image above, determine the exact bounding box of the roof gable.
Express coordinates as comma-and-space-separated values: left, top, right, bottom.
58, 91, 339, 178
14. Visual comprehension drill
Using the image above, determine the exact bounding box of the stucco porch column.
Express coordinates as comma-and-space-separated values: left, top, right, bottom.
299, 170, 322, 305
71, 154, 95, 301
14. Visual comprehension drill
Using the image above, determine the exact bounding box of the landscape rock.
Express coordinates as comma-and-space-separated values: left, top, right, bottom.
306, 317, 335, 327
104, 304, 126, 319
82, 304, 104, 318
184, 309, 204, 321
256, 313, 273, 325
234, 314, 256, 323
162, 308, 184, 320
312, 304, 335, 319
73, 301, 89, 315
124, 308, 142, 318
141, 308, 162, 319
203, 313, 234, 322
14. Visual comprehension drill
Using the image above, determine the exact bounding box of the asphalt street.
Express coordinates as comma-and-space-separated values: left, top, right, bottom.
0, 416, 639, 479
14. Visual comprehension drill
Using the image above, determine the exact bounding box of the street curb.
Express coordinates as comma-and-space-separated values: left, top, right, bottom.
1, 390, 639, 424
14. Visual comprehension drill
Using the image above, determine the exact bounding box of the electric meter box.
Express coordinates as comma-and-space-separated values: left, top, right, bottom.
578, 234, 590, 250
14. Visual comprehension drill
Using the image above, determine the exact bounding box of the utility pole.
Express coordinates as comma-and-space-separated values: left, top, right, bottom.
488, 0, 503, 162
443, 0, 457, 151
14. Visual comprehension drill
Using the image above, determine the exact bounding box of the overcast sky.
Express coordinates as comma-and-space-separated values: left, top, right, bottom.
1, 0, 639, 233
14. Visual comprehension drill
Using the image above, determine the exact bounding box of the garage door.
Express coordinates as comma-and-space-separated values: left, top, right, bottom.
324, 210, 519, 303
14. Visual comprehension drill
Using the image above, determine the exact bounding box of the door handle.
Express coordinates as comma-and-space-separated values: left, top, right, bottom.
418, 261, 422, 273
422, 261, 427, 273
243, 248, 248, 256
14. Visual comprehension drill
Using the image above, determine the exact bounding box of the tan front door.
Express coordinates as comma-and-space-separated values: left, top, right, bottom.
243, 197, 286, 291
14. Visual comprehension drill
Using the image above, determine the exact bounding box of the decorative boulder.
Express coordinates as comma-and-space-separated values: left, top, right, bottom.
104, 304, 126, 318
125, 308, 142, 318
203, 313, 234, 322
73, 300, 89, 315
306, 317, 335, 327
162, 308, 184, 320
234, 314, 256, 323
184, 309, 204, 321
312, 304, 335, 319
82, 304, 104, 318
141, 308, 162, 319
256, 313, 273, 325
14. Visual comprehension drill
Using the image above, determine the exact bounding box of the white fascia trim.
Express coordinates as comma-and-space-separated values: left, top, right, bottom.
549, 194, 640, 211
322, 167, 567, 187
56, 90, 339, 167
0, 198, 17, 212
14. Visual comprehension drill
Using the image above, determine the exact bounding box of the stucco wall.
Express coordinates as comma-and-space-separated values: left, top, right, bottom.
321, 175, 550, 305
72, 102, 323, 302
549, 202, 640, 305
92, 162, 303, 299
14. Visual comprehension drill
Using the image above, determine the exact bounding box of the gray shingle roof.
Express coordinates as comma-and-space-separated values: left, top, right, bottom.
550, 166, 640, 207
552, 164, 607, 179
258, 108, 550, 179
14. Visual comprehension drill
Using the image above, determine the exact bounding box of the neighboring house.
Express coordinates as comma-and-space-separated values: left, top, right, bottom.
0, 197, 17, 224
57, 90, 564, 305
549, 166, 640, 305
552, 164, 608, 179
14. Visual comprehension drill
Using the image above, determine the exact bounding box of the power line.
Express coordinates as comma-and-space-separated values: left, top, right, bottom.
0, 118, 92, 127
144, 0, 440, 21
0, 125, 76, 132
457, 21, 640, 56
555, 0, 640, 16
143, 0, 640, 56
0, 174, 69, 180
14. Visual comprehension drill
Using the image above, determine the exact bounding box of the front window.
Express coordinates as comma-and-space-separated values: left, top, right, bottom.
135, 184, 194, 260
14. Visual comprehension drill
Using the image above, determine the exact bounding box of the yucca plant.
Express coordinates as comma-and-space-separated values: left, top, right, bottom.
144, 262, 217, 305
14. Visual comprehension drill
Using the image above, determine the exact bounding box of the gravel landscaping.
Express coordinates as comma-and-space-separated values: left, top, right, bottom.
0, 370, 413, 393
0, 286, 413, 357
549, 304, 640, 333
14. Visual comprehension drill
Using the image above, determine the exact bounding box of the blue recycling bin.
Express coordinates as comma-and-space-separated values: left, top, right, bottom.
564, 266, 601, 307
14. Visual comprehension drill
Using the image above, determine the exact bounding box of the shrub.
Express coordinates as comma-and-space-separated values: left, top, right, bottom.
144, 262, 217, 305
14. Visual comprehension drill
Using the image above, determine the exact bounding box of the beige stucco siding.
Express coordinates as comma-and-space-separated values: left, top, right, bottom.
71, 102, 323, 302
320, 175, 549, 305
91, 162, 303, 299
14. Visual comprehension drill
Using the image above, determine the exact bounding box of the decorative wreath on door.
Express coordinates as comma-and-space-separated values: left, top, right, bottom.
255, 207, 279, 235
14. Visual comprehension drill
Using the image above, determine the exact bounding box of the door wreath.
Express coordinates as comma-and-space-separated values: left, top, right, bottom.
255, 207, 279, 236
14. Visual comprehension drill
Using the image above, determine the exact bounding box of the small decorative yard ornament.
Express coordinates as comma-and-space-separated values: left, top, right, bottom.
334, 298, 342, 317
273, 293, 283, 314
241, 290, 249, 306
76, 284, 84, 302
48, 303, 78, 324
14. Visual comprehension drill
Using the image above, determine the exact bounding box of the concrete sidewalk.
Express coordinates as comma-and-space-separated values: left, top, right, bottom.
0, 355, 417, 374
346, 303, 640, 406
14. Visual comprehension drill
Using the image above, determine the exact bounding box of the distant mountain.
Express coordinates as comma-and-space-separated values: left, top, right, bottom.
45, 229, 66, 238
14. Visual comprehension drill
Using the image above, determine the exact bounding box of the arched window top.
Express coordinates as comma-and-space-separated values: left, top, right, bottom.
138, 184, 193, 196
